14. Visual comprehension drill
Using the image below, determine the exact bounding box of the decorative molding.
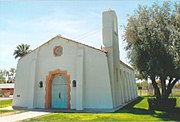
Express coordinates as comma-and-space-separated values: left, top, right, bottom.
45, 69, 70, 109
53, 45, 63, 56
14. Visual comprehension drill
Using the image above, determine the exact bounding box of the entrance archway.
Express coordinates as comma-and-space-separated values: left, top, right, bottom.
45, 69, 70, 109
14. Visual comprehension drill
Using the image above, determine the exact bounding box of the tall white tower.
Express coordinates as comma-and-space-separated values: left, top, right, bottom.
102, 9, 120, 107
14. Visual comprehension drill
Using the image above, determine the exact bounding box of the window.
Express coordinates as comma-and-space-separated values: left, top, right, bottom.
53, 45, 63, 56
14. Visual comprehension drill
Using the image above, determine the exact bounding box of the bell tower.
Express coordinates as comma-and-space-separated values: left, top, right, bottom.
102, 9, 120, 108
102, 9, 118, 48
102, 9, 119, 68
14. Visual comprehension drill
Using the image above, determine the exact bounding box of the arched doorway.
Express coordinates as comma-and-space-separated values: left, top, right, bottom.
45, 69, 70, 109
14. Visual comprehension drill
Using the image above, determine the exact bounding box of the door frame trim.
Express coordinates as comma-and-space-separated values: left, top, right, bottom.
45, 69, 70, 109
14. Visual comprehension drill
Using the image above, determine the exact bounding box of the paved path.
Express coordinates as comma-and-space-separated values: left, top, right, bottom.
0, 111, 50, 122
0, 106, 13, 110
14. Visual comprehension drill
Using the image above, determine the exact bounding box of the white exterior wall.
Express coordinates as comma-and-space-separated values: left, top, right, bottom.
13, 36, 113, 110
75, 46, 84, 110
119, 63, 138, 104
83, 45, 113, 109
13, 50, 37, 108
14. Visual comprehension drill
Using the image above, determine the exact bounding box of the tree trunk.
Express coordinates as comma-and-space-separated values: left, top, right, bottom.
165, 78, 179, 99
149, 77, 179, 110
161, 76, 166, 100
151, 76, 161, 100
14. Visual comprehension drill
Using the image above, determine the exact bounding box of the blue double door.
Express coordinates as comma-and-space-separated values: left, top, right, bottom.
52, 75, 67, 109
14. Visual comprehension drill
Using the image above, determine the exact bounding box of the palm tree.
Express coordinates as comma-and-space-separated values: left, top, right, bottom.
13, 44, 31, 59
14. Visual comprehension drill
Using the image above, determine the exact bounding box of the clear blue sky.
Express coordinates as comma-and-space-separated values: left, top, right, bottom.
0, 0, 170, 69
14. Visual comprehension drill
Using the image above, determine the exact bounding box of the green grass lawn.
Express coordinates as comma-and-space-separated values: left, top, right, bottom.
0, 110, 25, 117
0, 99, 25, 116
0, 110, 15, 113
0, 99, 12, 108
25, 97, 180, 121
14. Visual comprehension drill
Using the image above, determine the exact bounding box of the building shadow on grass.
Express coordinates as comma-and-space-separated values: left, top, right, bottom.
115, 97, 180, 121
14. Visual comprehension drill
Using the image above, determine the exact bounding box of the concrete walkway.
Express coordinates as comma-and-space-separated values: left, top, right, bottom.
0, 111, 50, 122
0, 106, 13, 110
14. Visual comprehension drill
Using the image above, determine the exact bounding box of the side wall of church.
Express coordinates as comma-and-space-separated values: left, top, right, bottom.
114, 63, 138, 107
110, 62, 138, 109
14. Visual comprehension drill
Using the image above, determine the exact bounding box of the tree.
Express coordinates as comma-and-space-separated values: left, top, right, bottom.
0, 69, 6, 83
124, 1, 180, 105
13, 44, 31, 59
0, 68, 16, 83
6, 68, 16, 83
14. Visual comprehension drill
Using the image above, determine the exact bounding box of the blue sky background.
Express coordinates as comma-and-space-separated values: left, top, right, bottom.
0, 0, 171, 69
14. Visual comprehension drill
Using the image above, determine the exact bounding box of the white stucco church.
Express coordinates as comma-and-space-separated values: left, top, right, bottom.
13, 9, 138, 112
